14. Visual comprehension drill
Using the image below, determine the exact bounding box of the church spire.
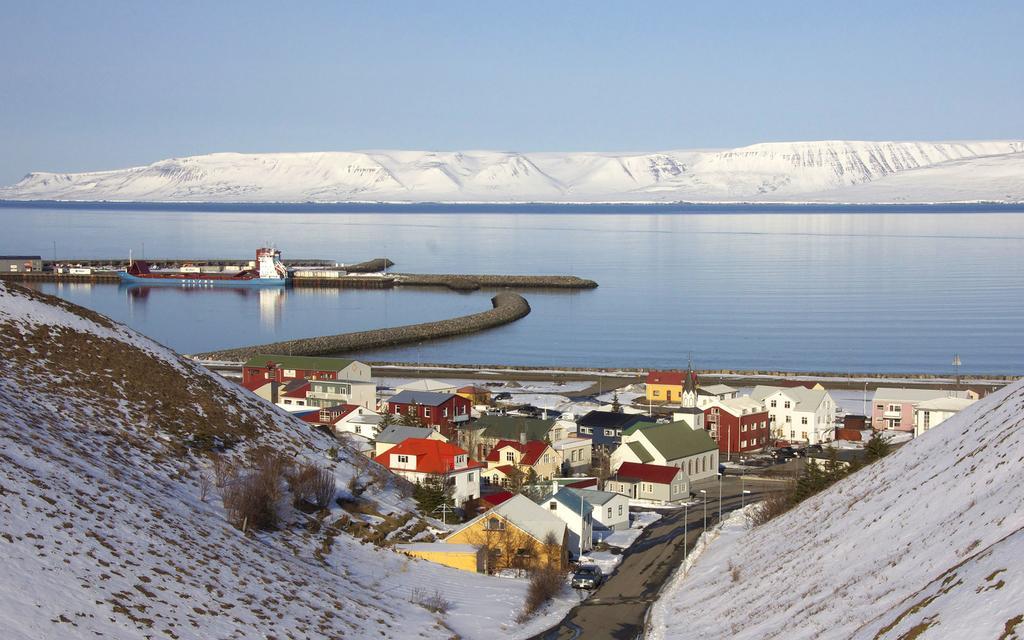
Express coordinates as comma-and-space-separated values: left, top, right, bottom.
682, 353, 698, 408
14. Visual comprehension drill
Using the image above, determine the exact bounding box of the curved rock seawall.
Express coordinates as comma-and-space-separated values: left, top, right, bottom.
394, 273, 598, 291
194, 292, 531, 361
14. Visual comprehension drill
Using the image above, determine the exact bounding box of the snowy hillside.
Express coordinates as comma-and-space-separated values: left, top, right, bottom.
648, 380, 1024, 640
0, 281, 573, 640
3, 140, 1023, 204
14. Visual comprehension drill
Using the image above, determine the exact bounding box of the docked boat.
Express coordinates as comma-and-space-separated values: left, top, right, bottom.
118, 247, 290, 287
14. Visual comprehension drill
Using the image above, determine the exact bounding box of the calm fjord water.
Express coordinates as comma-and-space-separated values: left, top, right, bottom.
3, 205, 1023, 374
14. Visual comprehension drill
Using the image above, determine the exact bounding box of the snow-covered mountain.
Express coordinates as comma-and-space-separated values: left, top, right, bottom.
4, 140, 1023, 204
0, 281, 573, 640
648, 380, 1024, 640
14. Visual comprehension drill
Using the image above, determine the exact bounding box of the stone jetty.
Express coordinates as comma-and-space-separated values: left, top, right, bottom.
193, 291, 531, 361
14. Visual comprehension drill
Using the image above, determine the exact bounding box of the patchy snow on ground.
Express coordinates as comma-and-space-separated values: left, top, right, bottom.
603, 511, 664, 548
647, 379, 1024, 640
0, 282, 577, 640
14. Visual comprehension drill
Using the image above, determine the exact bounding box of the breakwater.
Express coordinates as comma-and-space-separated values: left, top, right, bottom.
192, 291, 532, 361
394, 273, 598, 291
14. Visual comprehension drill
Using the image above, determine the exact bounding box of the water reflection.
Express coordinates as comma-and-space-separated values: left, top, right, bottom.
119, 284, 285, 332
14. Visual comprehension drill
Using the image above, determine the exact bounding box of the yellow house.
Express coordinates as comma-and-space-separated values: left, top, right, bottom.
445, 495, 568, 572
395, 543, 484, 573
456, 385, 492, 406
646, 370, 688, 403
484, 439, 558, 483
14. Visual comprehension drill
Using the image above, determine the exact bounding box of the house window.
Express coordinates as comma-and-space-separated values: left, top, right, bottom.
618, 505, 623, 516
505, 451, 515, 462
515, 548, 531, 557
443, 407, 449, 417
549, 501, 558, 510
888, 404, 900, 412
543, 454, 550, 463
741, 424, 748, 432
486, 517, 505, 531
397, 455, 409, 463
467, 473, 474, 482
770, 400, 777, 408
604, 429, 614, 436
424, 407, 431, 418
923, 412, 931, 429
785, 416, 792, 423
801, 416, 808, 425
355, 425, 361, 434
784, 401, 791, 409
607, 507, 612, 518
741, 440, 747, 448
653, 389, 660, 397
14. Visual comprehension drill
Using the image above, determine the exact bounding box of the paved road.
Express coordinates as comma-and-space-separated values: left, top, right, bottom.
530, 475, 783, 640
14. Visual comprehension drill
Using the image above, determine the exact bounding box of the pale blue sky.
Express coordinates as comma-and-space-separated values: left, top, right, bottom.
1, 1, 1021, 184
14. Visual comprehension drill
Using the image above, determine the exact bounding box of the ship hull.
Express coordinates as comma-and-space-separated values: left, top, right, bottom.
118, 272, 288, 287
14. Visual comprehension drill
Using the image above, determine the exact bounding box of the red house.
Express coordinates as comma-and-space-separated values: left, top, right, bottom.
386, 390, 471, 439
704, 397, 770, 454
241, 354, 368, 386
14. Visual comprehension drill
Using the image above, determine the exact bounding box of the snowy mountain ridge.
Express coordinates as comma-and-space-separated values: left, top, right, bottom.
0, 281, 573, 640
4, 139, 1024, 204
649, 378, 1024, 640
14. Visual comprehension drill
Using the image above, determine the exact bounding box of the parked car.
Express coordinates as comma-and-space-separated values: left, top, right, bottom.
493, 392, 513, 401
571, 565, 604, 590
775, 447, 798, 460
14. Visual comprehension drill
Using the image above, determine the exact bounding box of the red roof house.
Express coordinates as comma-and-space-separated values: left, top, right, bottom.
482, 439, 558, 484
373, 438, 483, 507
606, 462, 689, 504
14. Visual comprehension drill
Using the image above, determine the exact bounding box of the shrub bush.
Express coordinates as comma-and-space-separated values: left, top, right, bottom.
519, 565, 566, 621
221, 463, 286, 531
289, 463, 336, 510
749, 482, 795, 527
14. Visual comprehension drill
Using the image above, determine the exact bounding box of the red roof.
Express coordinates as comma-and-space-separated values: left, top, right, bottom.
298, 404, 359, 425
457, 385, 490, 394
488, 465, 518, 476
282, 380, 311, 398
373, 438, 483, 475
565, 478, 598, 489
647, 371, 685, 386
480, 491, 514, 507
615, 462, 683, 485
485, 439, 550, 466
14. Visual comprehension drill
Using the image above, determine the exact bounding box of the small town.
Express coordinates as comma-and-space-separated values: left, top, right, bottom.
234, 352, 986, 581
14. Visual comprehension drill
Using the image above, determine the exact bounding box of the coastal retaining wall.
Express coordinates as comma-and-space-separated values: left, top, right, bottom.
194, 291, 531, 361
394, 273, 598, 291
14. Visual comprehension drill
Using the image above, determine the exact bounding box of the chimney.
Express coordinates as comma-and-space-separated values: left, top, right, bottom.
520, 430, 527, 445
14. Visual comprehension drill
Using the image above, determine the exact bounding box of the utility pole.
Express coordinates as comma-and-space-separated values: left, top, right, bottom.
952, 354, 962, 391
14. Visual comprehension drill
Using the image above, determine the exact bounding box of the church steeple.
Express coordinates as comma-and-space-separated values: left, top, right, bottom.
682, 354, 698, 408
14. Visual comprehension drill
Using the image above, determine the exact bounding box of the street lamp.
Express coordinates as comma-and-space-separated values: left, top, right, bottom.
699, 489, 707, 530
742, 489, 752, 509
683, 500, 688, 571
717, 472, 723, 524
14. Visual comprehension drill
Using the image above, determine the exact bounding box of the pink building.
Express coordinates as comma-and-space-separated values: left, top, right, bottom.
870, 387, 971, 431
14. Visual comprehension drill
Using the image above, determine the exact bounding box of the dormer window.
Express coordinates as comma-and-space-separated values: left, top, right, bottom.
486, 517, 505, 531
397, 455, 409, 463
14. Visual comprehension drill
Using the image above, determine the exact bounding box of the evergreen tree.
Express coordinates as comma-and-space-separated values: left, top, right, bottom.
414, 473, 454, 520
611, 391, 622, 413
822, 448, 847, 483
375, 410, 394, 436
865, 431, 892, 461
793, 461, 827, 503
400, 407, 427, 428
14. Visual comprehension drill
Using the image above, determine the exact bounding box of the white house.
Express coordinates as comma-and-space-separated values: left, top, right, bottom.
305, 378, 377, 411
372, 438, 482, 507
373, 425, 448, 457
610, 420, 719, 482
541, 487, 593, 559
395, 379, 460, 394
913, 396, 977, 437
568, 488, 629, 533
696, 384, 738, 409
551, 436, 593, 475
750, 385, 838, 445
